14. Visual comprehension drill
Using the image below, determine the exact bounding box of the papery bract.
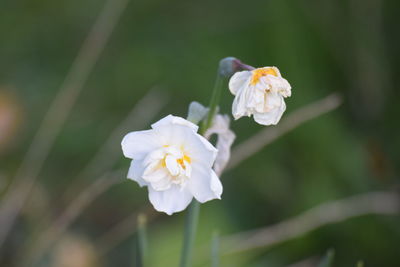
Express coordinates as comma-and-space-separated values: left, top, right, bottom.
121, 115, 222, 215
229, 66, 291, 125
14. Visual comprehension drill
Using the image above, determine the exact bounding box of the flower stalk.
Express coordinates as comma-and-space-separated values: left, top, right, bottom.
211, 231, 220, 267
200, 72, 224, 135
179, 200, 200, 267
180, 58, 230, 267
135, 214, 148, 267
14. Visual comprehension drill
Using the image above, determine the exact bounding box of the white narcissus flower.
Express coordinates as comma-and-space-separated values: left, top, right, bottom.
229, 66, 291, 125
121, 115, 222, 215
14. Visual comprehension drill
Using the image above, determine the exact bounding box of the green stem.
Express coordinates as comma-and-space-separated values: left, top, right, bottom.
179, 201, 200, 267
200, 72, 224, 135
180, 63, 226, 267
211, 231, 220, 267
136, 214, 148, 267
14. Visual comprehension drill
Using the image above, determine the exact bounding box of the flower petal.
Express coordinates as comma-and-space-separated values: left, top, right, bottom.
205, 115, 235, 176
151, 114, 198, 132
210, 170, 223, 197
127, 159, 147, 187
121, 130, 160, 159
148, 186, 193, 215
253, 97, 286, 125
229, 71, 251, 95
184, 131, 218, 168
232, 88, 250, 119
165, 155, 180, 176
188, 164, 222, 203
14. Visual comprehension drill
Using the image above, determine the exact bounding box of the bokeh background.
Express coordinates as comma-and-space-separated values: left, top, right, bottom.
0, 0, 399, 266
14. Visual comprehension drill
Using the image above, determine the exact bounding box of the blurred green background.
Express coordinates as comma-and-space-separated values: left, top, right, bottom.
0, 0, 399, 266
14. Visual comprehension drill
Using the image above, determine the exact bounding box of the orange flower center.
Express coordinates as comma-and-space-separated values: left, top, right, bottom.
250, 68, 278, 85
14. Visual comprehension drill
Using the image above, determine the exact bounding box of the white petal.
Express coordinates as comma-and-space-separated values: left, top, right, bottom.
267, 76, 291, 96
165, 155, 180, 176
142, 149, 165, 167
214, 130, 235, 176
253, 97, 286, 125
204, 115, 235, 175
121, 130, 160, 159
183, 131, 218, 168
149, 174, 172, 191
264, 92, 282, 110
148, 185, 193, 215
210, 170, 223, 197
151, 114, 198, 132
188, 164, 222, 203
143, 165, 168, 182
127, 159, 147, 187
232, 87, 251, 119
229, 71, 251, 95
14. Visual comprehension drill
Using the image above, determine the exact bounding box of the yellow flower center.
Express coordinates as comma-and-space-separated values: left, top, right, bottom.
160, 153, 191, 170
177, 155, 191, 169
250, 68, 278, 85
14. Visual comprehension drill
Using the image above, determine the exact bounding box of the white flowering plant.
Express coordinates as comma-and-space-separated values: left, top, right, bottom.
121, 57, 292, 266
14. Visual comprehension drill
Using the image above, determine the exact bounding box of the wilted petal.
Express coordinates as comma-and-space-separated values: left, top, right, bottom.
229, 71, 251, 95
253, 96, 286, 125
232, 88, 250, 119
205, 115, 235, 176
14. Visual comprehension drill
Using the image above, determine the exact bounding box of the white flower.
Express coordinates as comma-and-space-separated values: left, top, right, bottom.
229, 66, 291, 125
121, 115, 222, 215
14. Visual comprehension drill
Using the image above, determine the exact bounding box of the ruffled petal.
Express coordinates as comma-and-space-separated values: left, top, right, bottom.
253, 97, 286, 125
148, 186, 193, 215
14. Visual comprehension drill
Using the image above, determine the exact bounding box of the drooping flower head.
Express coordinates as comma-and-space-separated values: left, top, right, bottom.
229, 66, 291, 125
121, 115, 222, 215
